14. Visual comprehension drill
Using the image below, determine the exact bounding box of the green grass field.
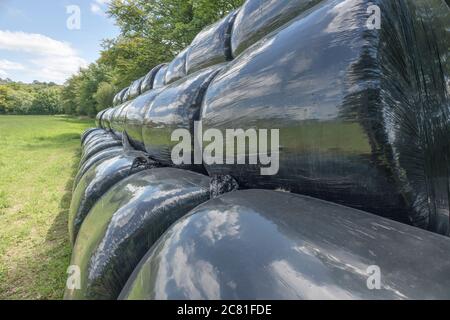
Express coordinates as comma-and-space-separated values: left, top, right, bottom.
0, 115, 94, 299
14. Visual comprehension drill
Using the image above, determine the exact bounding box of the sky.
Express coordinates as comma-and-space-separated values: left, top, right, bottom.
0, 0, 120, 84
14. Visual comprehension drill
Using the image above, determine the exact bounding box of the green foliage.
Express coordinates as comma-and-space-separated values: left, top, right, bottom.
0, 81, 62, 115
94, 82, 116, 111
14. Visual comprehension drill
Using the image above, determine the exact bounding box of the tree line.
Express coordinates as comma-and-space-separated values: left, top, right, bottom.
0, 0, 243, 117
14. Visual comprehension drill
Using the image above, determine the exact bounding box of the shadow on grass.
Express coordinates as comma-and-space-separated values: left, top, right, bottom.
40, 148, 82, 299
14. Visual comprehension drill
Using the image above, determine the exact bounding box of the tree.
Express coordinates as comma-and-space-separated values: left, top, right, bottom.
94, 82, 116, 111
30, 87, 61, 115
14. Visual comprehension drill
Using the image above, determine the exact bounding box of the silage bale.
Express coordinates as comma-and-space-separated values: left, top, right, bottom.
142, 64, 226, 170
201, 0, 450, 233
152, 64, 168, 89
140, 64, 166, 93
65, 168, 210, 300
69, 151, 155, 244
230, 0, 323, 57
165, 47, 189, 85
185, 10, 238, 75
120, 190, 450, 300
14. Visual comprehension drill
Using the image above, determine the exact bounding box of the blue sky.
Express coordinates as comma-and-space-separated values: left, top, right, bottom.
0, 0, 120, 84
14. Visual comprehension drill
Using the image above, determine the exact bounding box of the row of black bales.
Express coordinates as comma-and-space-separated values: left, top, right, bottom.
67, 0, 450, 300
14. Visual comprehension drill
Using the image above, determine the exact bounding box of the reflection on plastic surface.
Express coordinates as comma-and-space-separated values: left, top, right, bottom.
113, 88, 126, 106
69, 151, 154, 244
65, 168, 210, 300
80, 140, 123, 167
141, 64, 166, 93
124, 89, 163, 151
231, 0, 323, 57
121, 190, 450, 300
75, 146, 123, 189
153, 64, 168, 89
101, 108, 115, 131
165, 47, 189, 85
122, 87, 131, 103
110, 102, 132, 139
186, 10, 238, 75
82, 132, 116, 149
143, 64, 225, 168
81, 128, 103, 145
129, 78, 144, 100
201, 0, 450, 233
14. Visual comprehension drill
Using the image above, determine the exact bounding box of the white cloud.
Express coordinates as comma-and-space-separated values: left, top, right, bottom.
0, 59, 25, 71
91, 0, 112, 16
0, 30, 87, 83
0, 59, 25, 79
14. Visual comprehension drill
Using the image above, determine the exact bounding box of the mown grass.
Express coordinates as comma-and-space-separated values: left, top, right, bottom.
0, 115, 94, 299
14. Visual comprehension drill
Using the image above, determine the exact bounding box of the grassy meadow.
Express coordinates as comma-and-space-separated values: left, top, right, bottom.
0, 115, 93, 299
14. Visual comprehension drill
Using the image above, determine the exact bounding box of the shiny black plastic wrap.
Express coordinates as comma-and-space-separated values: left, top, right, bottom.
122, 87, 131, 103
230, 0, 323, 57
102, 107, 116, 131
129, 78, 144, 100
110, 102, 131, 139
152, 64, 168, 89
82, 131, 116, 149
140, 64, 165, 93
124, 88, 163, 151
201, 0, 450, 233
75, 146, 123, 188
80, 139, 123, 165
112, 93, 121, 107
185, 10, 238, 75
121, 190, 450, 300
143, 64, 225, 168
165, 47, 189, 85
81, 128, 103, 145
69, 151, 155, 244
115, 87, 130, 107
65, 168, 210, 300
113, 88, 125, 107
95, 110, 106, 128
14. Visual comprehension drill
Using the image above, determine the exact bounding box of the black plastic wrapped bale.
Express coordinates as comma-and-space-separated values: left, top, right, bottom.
99, 108, 113, 129
69, 151, 155, 244
95, 111, 106, 129
152, 64, 168, 89
102, 107, 116, 131
114, 88, 127, 106
122, 87, 131, 103
201, 0, 450, 234
129, 78, 144, 100
80, 139, 123, 165
125, 88, 163, 151
140, 64, 165, 93
112, 100, 134, 139
81, 128, 103, 145
165, 47, 189, 85
120, 87, 129, 102
120, 189, 450, 300
82, 132, 115, 151
112, 92, 121, 107
185, 10, 238, 75
110, 102, 131, 139
230, 0, 323, 57
143, 64, 225, 169
65, 168, 210, 300
75, 146, 123, 188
